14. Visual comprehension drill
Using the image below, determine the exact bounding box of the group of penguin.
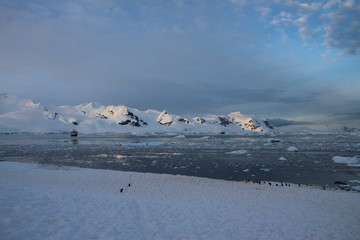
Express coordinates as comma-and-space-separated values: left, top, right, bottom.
244, 180, 299, 187
118, 179, 345, 193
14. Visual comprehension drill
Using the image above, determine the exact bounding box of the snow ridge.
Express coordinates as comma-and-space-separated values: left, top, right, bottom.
0, 94, 274, 134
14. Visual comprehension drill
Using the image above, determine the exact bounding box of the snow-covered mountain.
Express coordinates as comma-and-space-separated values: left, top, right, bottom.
0, 93, 274, 134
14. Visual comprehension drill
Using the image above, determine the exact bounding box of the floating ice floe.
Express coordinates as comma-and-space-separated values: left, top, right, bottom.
171, 153, 183, 156
242, 169, 249, 172
174, 134, 186, 138
113, 155, 127, 159
287, 146, 299, 152
302, 136, 312, 140
225, 150, 248, 155
278, 157, 287, 161
349, 180, 360, 184
200, 136, 211, 139
95, 154, 109, 158
332, 156, 360, 167
260, 168, 270, 172
120, 142, 167, 147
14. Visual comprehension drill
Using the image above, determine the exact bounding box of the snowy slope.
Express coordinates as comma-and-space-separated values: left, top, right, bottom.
1, 162, 359, 240
0, 93, 274, 134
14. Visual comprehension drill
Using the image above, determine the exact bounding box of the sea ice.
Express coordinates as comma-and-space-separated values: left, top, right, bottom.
302, 136, 312, 140
120, 141, 167, 147
174, 134, 186, 138
278, 156, 287, 161
287, 146, 299, 152
225, 150, 248, 154
332, 156, 360, 167
349, 180, 360, 184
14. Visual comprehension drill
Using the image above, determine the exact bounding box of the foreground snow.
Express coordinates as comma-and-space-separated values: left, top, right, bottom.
1, 162, 359, 240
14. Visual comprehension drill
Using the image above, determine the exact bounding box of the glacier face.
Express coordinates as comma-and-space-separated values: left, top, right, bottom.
0, 94, 274, 134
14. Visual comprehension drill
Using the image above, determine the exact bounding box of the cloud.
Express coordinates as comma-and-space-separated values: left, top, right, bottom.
265, 118, 312, 127
332, 112, 360, 120
284, 0, 321, 13
254, 0, 360, 55
322, 2, 360, 55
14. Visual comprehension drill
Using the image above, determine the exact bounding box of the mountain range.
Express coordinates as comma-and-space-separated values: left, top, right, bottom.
0, 93, 275, 134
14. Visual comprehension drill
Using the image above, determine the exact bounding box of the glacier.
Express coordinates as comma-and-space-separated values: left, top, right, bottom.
0, 93, 274, 134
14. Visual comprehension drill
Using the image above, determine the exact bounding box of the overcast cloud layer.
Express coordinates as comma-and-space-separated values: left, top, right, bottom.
0, 0, 359, 126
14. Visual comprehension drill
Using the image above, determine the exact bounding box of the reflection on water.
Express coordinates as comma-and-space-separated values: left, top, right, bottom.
0, 134, 360, 189
71, 139, 78, 145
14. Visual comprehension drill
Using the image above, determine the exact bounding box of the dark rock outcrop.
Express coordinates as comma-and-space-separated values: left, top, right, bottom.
178, 118, 190, 124
219, 116, 231, 127
244, 119, 260, 131
263, 120, 273, 129
97, 113, 108, 119
193, 117, 206, 124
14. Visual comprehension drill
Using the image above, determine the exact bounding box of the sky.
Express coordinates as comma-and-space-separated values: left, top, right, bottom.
0, 0, 359, 126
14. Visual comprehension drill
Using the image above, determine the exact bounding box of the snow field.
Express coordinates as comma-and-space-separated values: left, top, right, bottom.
1, 162, 360, 240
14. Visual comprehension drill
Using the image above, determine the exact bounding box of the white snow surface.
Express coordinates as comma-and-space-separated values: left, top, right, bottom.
1, 162, 359, 240
0, 94, 273, 134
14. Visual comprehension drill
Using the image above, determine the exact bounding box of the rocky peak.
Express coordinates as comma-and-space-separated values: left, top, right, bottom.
157, 111, 174, 126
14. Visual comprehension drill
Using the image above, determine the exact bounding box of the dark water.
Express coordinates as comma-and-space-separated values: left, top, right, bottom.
1, 134, 360, 189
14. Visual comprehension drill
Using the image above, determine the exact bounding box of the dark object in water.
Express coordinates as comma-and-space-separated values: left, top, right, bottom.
70, 130, 78, 137
334, 181, 347, 185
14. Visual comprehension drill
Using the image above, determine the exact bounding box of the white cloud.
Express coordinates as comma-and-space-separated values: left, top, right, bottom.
322, 1, 360, 55
284, 0, 321, 12
295, 15, 307, 24
264, 0, 360, 55
271, 11, 293, 26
